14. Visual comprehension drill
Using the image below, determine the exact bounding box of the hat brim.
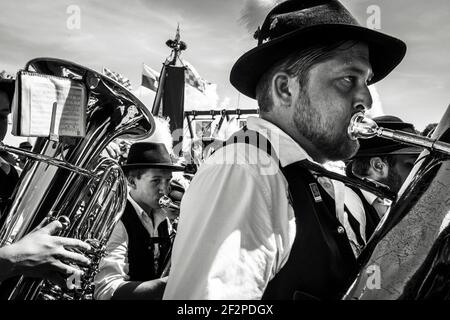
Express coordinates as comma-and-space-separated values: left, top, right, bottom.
352, 146, 423, 158
122, 163, 185, 172
230, 24, 406, 99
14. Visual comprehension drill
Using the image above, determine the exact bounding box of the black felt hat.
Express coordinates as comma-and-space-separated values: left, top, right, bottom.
19, 141, 32, 150
122, 142, 184, 172
352, 115, 423, 158
230, 0, 407, 98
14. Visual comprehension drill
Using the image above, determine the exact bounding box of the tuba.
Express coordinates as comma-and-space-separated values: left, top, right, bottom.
343, 107, 450, 299
0, 58, 154, 300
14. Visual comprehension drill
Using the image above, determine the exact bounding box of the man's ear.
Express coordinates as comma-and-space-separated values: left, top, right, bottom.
369, 157, 388, 178
127, 175, 136, 189
272, 72, 292, 107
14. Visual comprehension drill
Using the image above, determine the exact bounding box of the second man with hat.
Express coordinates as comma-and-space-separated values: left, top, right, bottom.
346, 116, 423, 224
94, 142, 184, 300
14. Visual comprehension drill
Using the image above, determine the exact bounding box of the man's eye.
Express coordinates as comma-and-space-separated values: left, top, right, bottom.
342, 76, 356, 84
337, 76, 362, 91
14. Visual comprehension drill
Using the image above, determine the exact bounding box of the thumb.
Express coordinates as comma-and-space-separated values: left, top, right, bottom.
39, 220, 63, 235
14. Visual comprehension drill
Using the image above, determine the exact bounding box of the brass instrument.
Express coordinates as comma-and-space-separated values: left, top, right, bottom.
0, 58, 154, 300
349, 112, 450, 156
158, 195, 180, 278
158, 195, 180, 211
343, 108, 450, 299
296, 160, 397, 201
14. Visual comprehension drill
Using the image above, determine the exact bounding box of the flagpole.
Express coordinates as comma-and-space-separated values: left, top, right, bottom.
152, 24, 186, 115
151, 63, 167, 115
237, 92, 241, 109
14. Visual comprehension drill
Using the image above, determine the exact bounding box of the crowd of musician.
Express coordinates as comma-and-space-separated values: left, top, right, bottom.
0, 0, 444, 300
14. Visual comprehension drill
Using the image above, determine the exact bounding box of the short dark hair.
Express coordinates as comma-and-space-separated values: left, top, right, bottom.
256, 40, 359, 113
124, 168, 147, 180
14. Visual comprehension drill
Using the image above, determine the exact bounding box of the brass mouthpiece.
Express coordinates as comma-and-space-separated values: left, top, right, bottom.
159, 195, 180, 210
348, 113, 380, 140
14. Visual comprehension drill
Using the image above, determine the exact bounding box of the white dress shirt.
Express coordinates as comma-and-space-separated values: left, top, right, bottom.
360, 189, 392, 219
317, 177, 367, 256
93, 195, 171, 300
163, 116, 318, 300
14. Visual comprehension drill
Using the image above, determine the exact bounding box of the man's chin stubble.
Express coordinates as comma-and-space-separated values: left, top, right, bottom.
319, 137, 358, 161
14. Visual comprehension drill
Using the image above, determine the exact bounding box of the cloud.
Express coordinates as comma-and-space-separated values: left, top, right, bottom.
219, 97, 232, 109
184, 83, 219, 111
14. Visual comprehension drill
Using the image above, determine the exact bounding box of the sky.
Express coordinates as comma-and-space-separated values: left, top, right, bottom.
0, 0, 449, 131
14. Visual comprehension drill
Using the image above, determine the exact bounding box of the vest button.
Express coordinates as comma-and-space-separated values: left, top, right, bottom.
337, 226, 345, 234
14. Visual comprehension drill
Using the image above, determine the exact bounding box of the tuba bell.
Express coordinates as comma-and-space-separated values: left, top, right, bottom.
0, 58, 154, 300
343, 108, 450, 299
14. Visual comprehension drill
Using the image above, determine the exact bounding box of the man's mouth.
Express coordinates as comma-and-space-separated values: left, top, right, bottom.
347, 112, 366, 140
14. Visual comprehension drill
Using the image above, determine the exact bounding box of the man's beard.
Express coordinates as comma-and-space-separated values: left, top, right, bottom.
380, 168, 403, 194
292, 95, 358, 161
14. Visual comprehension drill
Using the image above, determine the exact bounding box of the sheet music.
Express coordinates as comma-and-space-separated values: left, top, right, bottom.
14, 71, 86, 137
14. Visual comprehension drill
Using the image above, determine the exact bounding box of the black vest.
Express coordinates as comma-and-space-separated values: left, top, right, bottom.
120, 201, 172, 281
225, 128, 357, 300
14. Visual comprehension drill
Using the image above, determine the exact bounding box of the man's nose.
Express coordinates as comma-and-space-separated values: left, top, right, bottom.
353, 84, 373, 112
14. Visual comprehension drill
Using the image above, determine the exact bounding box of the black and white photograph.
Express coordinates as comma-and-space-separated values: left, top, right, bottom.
0, 0, 449, 311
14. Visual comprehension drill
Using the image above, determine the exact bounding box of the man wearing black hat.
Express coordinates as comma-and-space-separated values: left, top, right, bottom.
94, 142, 184, 300
346, 116, 422, 225
164, 0, 406, 300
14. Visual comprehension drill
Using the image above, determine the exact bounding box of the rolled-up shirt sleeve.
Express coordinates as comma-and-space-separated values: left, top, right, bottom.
93, 221, 130, 300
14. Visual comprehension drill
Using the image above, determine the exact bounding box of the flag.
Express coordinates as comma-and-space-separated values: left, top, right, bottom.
162, 66, 185, 137
182, 60, 208, 93
142, 64, 160, 92
102, 67, 133, 91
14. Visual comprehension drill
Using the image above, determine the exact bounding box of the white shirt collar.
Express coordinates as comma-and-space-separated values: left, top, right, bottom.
127, 194, 168, 234
360, 189, 378, 205
128, 193, 147, 217
360, 189, 392, 207
246, 116, 313, 167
